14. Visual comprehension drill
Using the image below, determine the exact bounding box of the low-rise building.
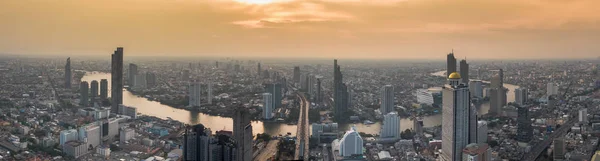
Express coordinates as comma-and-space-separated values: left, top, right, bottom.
120, 128, 135, 143
63, 141, 88, 159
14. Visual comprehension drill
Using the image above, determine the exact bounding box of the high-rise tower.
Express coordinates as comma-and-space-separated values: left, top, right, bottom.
460, 59, 469, 85
489, 70, 506, 115
189, 81, 202, 107
90, 80, 99, 105
264, 83, 282, 109
447, 52, 457, 77
65, 57, 72, 88
334, 60, 349, 122
257, 63, 262, 77
183, 124, 211, 161
111, 47, 124, 113
293, 66, 301, 84
516, 106, 532, 144
234, 107, 253, 161
380, 85, 394, 115
441, 72, 472, 161
380, 112, 400, 139
80, 81, 89, 106
100, 79, 108, 100
128, 63, 138, 87
262, 93, 273, 119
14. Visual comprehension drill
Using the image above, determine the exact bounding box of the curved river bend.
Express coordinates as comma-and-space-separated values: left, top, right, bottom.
82, 71, 518, 136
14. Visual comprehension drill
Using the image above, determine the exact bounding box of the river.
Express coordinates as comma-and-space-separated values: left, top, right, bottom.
81, 71, 518, 136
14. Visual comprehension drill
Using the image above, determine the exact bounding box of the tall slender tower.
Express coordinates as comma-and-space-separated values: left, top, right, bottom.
90, 80, 99, 105
100, 79, 108, 100
111, 47, 124, 113
65, 57, 71, 88
257, 63, 262, 77
380, 85, 394, 115
128, 63, 138, 87
234, 107, 253, 161
447, 52, 457, 77
460, 59, 469, 85
207, 83, 213, 105
441, 72, 471, 161
183, 124, 211, 161
189, 81, 202, 107
333, 59, 348, 121
80, 81, 89, 106
262, 93, 273, 119
316, 78, 322, 103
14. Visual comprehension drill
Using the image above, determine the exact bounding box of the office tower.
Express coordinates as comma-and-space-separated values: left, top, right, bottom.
447, 52, 457, 77
234, 107, 253, 161
547, 83, 559, 96
307, 74, 315, 97
489, 71, 506, 115
264, 83, 282, 109
579, 108, 588, 123
516, 107, 532, 144
207, 83, 213, 104
334, 60, 349, 121
477, 121, 488, 144
339, 126, 363, 157
90, 80, 99, 104
414, 117, 424, 136
111, 47, 124, 113
462, 143, 491, 161
300, 73, 308, 91
60, 129, 78, 146
183, 124, 212, 161
210, 132, 237, 161
146, 72, 157, 88
134, 74, 147, 89
316, 77, 322, 103
262, 93, 273, 119
78, 124, 101, 149
257, 63, 261, 77
118, 104, 138, 119
380, 112, 400, 139
460, 59, 469, 85
293, 66, 301, 83
65, 57, 72, 88
441, 72, 471, 161
469, 105, 477, 144
100, 79, 108, 100
553, 138, 566, 160
515, 88, 528, 106
128, 63, 138, 87
182, 70, 190, 81
189, 81, 202, 107
80, 81, 89, 106
416, 89, 435, 106
380, 85, 394, 114
312, 123, 339, 144
469, 80, 483, 98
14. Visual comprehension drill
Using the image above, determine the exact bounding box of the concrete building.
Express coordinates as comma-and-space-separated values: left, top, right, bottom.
462, 143, 491, 161
441, 72, 472, 161
80, 81, 89, 106
264, 83, 282, 109
184, 124, 211, 161
63, 141, 88, 159
78, 124, 101, 149
234, 107, 253, 161
99, 118, 121, 141
554, 138, 566, 160
312, 123, 339, 144
339, 126, 363, 157
189, 81, 202, 107
547, 83, 559, 96
579, 108, 588, 124
207, 82, 213, 104
210, 132, 237, 161
447, 52, 457, 77
477, 121, 488, 144
100, 79, 108, 100
65, 57, 72, 88
515, 88, 528, 106
333, 59, 349, 122
293, 66, 301, 83
120, 128, 135, 143
111, 47, 124, 114
60, 129, 78, 146
134, 74, 147, 90
90, 80, 99, 104
262, 93, 273, 119
460, 59, 469, 85
380, 85, 394, 114
146, 72, 157, 88
380, 112, 400, 139
469, 80, 483, 98
516, 107, 532, 144
416, 89, 435, 106
489, 71, 506, 115
118, 104, 138, 119
129, 63, 138, 87
97, 146, 111, 158
414, 117, 424, 136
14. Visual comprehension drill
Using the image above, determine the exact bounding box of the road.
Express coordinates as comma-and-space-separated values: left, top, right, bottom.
294, 93, 310, 160
253, 140, 280, 161
521, 119, 575, 161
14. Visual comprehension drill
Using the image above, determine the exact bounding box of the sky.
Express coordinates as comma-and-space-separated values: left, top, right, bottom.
1, 0, 599, 59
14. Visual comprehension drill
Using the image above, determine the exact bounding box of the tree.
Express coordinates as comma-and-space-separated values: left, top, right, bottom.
488, 140, 499, 148
401, 129, 415, 140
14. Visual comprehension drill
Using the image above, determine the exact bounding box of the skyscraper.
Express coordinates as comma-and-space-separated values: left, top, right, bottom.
547, 83, 559, 96
514, 88, 528, 106
334, 60, 349, 122
257, 63, 261, 77
100, 79, 108, 100
65, 57, 72, 88
128, 63, 138, 87
207, 83, 213, 105
579, 108, 588, 124
189, 81, 202, 107
293, 66, 301, 83
380, 112, 400, 139
80, 81, 89, 106
380, 85, 394, 115
460, 59, 469, 85
182, 70, 190, 81
183, 124, 211, 161
90, 80, 98, 105
447, 52, 457, 77
316, 77, 322, 103
146, 72, 157, 88
441, 72, 471, 161
477, 121, 488, 144
262, 93, 273, 119
111, 47, 124, 113
489, 70, 506, 115
553, 138, 566, 160
469, 80, 483, 98
264, 83, 282, 109
210, 132, 237, 161
234, 107, 253, 161
516, 106, 532, 144
339, 126, 363, 157
307, 74, 315, 97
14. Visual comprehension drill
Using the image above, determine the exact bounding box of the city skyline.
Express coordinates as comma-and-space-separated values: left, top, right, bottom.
1, 0, 599, 59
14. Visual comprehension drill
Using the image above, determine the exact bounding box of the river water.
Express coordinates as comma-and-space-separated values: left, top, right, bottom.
81, 71, 517, 136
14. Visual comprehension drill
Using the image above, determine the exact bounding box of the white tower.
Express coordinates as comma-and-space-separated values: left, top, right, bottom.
262, 93, 273, 119
380, 111, 400, 139
441, 72, 471, 161
189, 81, 202, 107
380, 85, 394, 114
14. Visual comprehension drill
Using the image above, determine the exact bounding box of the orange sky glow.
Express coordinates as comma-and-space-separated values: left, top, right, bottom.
1, 0, 599, 59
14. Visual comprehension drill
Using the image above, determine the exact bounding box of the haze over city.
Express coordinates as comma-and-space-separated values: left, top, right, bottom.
2, 0, 600, 59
